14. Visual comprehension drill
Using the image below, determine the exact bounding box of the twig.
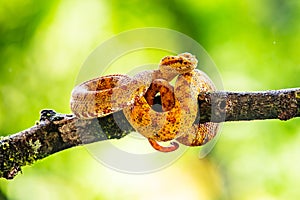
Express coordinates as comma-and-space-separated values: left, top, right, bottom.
1, 88, 300, 179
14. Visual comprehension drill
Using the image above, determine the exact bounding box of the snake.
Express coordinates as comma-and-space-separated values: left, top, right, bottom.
70, 53, 219, 152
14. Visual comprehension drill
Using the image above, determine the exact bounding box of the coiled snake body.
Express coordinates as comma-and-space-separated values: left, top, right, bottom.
71, 53, 219, 152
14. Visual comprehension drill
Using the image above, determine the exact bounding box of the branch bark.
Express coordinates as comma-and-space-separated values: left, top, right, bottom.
1, 88, 300, 179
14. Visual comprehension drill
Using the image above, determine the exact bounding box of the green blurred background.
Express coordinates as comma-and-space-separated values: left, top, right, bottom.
1, 0, 300, 199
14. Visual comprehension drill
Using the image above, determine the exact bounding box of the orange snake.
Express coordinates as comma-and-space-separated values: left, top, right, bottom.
70, 53, 219, 152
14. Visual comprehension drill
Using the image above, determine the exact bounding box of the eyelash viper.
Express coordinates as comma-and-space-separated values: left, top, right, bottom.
70, 53, 219, 152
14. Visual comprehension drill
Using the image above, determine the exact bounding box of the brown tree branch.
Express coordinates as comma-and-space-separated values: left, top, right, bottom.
1, 88, 300, 179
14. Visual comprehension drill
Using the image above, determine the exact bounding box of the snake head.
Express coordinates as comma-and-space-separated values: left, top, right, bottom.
159, 53, 198, 80
178, 52, 198, 69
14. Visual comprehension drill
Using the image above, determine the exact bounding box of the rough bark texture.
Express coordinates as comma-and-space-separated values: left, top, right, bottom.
198, 88, 300, 122
1, 88, 300, 179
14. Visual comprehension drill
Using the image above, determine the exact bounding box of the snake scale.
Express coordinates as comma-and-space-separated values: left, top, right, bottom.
70, 53, 219, 152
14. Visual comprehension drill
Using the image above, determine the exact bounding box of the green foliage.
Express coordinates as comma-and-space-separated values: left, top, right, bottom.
0, 0, 300, 199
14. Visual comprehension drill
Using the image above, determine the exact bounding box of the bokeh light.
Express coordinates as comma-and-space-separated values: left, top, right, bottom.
1, 0, 300, 199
